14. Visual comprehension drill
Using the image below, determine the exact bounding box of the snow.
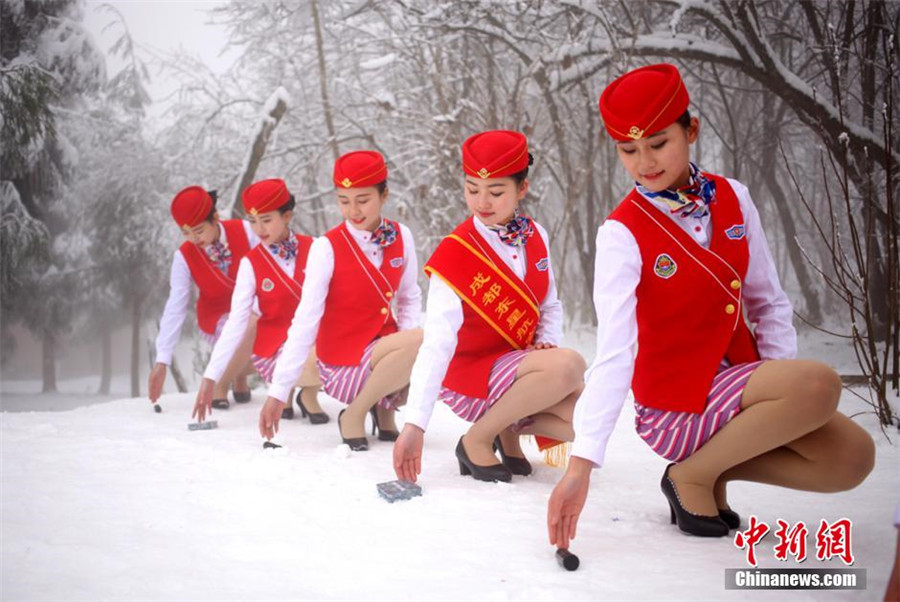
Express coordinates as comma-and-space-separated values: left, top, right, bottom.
2, 332, 898, 600
360, 54, 397, 70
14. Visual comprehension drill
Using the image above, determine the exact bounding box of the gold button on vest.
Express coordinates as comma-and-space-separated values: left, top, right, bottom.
386, 291, 393, 299
730, 280, 741, 290
725, 304, 736, 315
381, 307, 388, 315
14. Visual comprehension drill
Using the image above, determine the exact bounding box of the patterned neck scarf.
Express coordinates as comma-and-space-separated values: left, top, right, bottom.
269, 234, 298, 261
204, 240, 232, 275
487, 211, 535, 247
637, 162, 716, 219
371, 219, 398, 248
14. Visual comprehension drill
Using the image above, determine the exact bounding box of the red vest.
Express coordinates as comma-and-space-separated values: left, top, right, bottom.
179, 219, 252, 335
608, 174, 760, 414
246, 234, 314, 357
425, 217, 550, 398
316, 221, 404, 365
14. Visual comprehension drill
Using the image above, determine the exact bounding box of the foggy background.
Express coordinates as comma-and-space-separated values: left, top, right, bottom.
1, 0, 896, 421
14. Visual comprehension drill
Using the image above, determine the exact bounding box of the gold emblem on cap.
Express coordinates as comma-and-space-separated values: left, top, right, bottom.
341, 177, 352, 188
628, 126, 644, 140
182, 224, 191, 233
477, 168, 490, 179
249, 207, 258, 216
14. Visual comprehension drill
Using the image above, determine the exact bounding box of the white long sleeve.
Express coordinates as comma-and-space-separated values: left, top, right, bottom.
267, 237, 334, 403
267, 221, 422, 403
404, 218, 562, 431
153, 250, 193, 366
571, 180, 797, 468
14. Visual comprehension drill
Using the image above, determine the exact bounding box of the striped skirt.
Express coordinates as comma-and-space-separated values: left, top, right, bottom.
200, 314, 229, 346
439, 349, 530, 423
316, 339, 399, 410
251, 345, 284, 384
634, 361, 765, 462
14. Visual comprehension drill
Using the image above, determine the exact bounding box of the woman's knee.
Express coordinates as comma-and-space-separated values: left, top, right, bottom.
788, 361, 842, 421
546, 348, 586, 387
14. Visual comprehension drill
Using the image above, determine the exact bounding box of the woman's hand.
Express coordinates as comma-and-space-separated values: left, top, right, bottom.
393, 424, 425, 482
192, 378, 216, 422
547, 456, 593, 550
258, 397, 285, 440
148, 363, 167, 404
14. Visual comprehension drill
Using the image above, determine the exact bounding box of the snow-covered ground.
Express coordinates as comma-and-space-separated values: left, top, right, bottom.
1, 330, 898, 601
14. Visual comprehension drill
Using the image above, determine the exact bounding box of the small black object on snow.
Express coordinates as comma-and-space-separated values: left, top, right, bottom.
263, 441, 282, 449
556, 548, 580, 571
153, 404, 162, 413
188, 421, 218, 431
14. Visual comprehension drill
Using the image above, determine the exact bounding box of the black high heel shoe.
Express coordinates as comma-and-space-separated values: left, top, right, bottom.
211, 398, 230, 410
719, 508, 741, 530
369, 407, 399, 442
660, 463, 729, 537
296, 389, 329, 424
338, 410, 368, 451
493, 436, 532, 476
456, 437, 512, 483
232, 389, 252, 403
281, 405, 294, 420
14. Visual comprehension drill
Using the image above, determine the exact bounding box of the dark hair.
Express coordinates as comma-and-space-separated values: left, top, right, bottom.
204, 189, 219, 222
278, 194, 297, 215
375, 180, 388, 195
675, 109, 692, 129
510, 152, 534, 185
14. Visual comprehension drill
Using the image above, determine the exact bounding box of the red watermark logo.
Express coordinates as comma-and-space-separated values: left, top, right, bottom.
734, 516, 854, 567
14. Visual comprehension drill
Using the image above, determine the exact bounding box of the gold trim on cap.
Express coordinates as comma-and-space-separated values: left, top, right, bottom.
337, 164, 386, 189
607, 79, 685, 140
465, 145, 528, 180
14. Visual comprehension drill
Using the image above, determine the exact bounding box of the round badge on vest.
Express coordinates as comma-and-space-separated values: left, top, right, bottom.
653, 253, 677, 279
261, 278, 275, 292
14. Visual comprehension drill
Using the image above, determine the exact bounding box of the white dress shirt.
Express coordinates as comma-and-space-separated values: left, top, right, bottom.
403, 218, 564, 431
267, 222, 422, 403
571, 179, 797, 468
154, 221, 258, 365
202, 235, 298, 383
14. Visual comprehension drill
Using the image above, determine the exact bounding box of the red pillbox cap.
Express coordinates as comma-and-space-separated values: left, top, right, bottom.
171, 186, 213, 229
242, 179, 290, 215
462, 130, 529, 180
599, 63, 689, 141
333, 150, 387, 189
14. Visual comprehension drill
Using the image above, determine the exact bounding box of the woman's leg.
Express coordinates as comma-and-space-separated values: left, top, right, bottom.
295, 347, 324, 413
667, 360, 874, 516
513, 386, 582, 448
216, 315, 258, 399
339, 329, 423, 438
463, 348, 585, 466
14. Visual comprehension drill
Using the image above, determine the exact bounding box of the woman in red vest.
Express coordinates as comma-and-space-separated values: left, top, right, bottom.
193, 179, 323, 423
149, 186, 258, 409
548, 64, 874, 545
258, 151, 423, 451
393, 130, 587, 483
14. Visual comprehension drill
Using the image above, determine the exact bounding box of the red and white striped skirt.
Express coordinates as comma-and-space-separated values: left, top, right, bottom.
634, 360, 765, 462
251, 345, 284, 384
316, 339, 399, 410
200, 314, 229, 346
439, 349, 530, 423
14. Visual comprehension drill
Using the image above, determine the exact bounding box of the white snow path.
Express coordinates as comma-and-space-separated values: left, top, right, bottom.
1, 385, 896, 601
